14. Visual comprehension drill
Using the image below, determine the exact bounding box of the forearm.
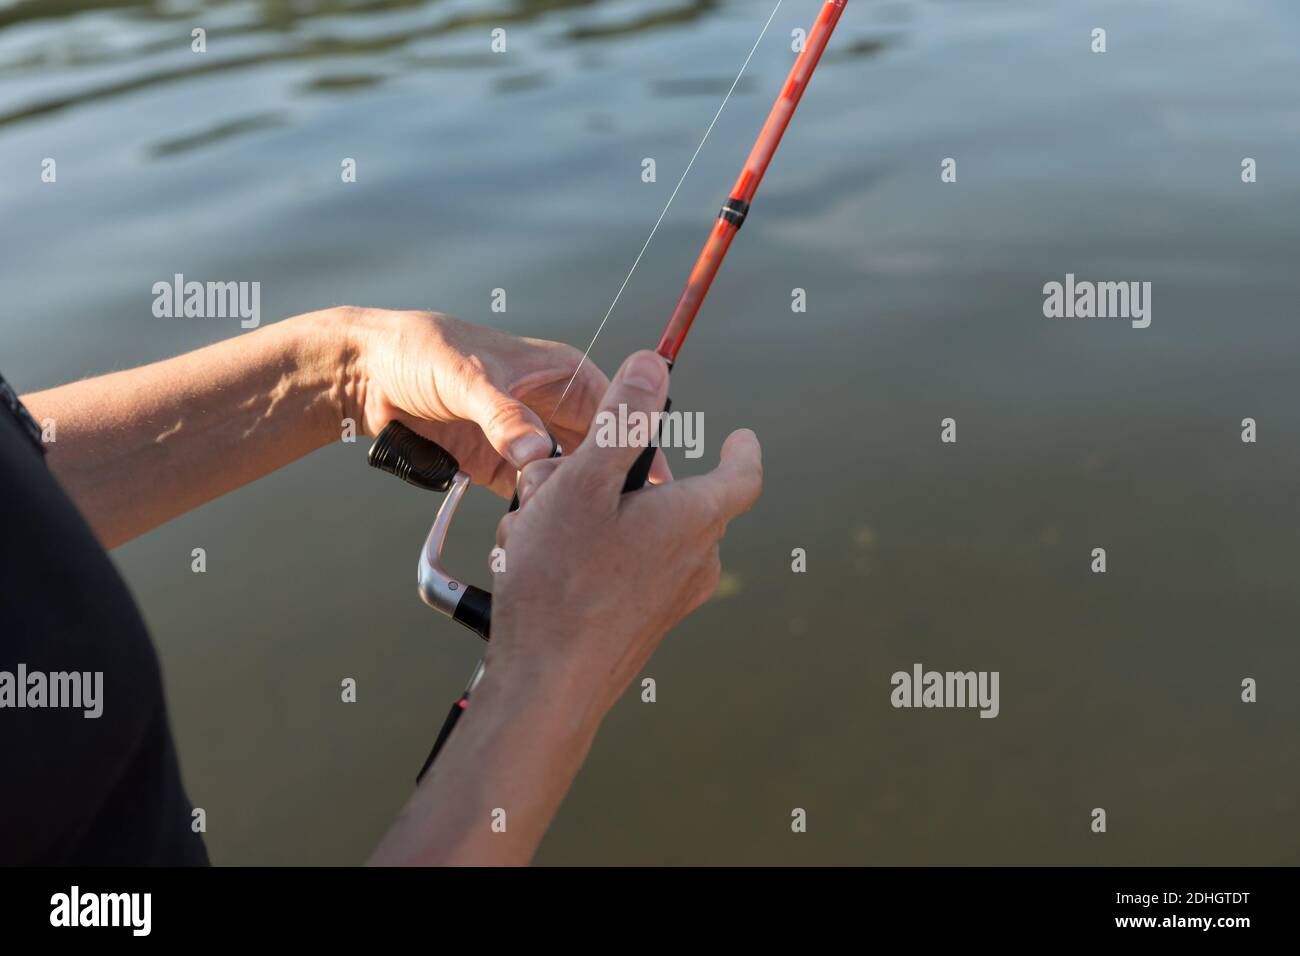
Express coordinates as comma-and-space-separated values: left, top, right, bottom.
22, 310, 356, 549
369, 657, 602, 866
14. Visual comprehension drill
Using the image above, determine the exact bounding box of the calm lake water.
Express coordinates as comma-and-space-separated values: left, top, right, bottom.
3, 0, 1298, 864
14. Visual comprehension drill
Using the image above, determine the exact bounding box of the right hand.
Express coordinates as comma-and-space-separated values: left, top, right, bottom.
487, 350, 763, 724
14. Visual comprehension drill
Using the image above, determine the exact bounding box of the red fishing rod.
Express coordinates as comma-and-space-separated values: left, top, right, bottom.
368, 0, 847, 780
661, 0, 846, 364
621, 0, 847, 492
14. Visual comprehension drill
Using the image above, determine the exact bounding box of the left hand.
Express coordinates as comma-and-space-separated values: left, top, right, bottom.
340, 307, 667, 497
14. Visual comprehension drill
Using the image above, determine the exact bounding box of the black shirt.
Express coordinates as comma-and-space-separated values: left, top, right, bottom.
0, 373, 208, 865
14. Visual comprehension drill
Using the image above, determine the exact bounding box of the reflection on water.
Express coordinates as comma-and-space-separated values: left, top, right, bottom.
0, 0, 740, 128
148, 110, 287, 155
0, 0, 900, 130
3, 0, 1299, 865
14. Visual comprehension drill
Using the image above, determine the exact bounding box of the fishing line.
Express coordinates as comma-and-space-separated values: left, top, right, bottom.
545, 0, 785, 429
369, 0, 847, 781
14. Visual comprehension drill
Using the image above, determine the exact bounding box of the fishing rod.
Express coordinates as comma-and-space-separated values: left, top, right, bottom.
368, 0, 847, 782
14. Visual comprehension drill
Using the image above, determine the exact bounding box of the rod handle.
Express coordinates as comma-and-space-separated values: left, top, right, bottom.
622, 397, 671, 492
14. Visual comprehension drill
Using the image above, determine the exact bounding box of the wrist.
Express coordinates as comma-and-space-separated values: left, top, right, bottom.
481, 640, 610, 748
284, 307, 366, 447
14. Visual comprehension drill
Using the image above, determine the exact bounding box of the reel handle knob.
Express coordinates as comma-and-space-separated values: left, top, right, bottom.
367, 420, 460, 492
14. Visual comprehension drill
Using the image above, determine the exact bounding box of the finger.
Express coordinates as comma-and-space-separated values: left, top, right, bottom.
515, 456, 564, 507
673, 428, 763, 526
450, 380, 554, 470
496, 457, 565, 551
545, 355, 612, 439
495, 511, 517, 550
567, 350, 670, 494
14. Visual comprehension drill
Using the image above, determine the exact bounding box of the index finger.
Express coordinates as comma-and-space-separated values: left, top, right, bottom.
545, 354, 611, 439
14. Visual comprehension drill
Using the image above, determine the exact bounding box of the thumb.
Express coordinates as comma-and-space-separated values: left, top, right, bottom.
454, 380, 554, 470
568, 350, 670, 493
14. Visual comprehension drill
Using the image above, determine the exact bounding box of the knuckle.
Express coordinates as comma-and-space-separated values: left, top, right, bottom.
706, 553, 722, 586
454, 352, 489, 384
696, 553, 722, 600
702, 493, 729, 537
481, 398, 522, 436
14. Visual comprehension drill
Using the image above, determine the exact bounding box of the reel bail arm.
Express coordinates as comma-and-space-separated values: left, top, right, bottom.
367, 420, 569, 643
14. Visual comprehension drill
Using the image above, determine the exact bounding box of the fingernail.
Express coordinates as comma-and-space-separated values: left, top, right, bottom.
508, 430, 552, 467
623, 352, 667, 391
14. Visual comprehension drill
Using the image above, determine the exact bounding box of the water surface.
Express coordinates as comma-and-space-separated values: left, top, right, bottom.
3, 0, 1298, 864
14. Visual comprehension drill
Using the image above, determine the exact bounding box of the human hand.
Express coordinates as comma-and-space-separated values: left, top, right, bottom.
339, 307, 669, 497
486, 350, 763, 724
